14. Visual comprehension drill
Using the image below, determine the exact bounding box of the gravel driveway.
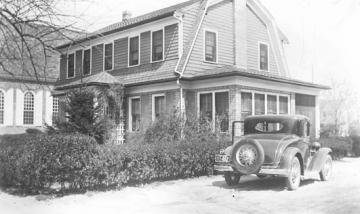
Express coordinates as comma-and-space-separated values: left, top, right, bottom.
1, 158, 359, 214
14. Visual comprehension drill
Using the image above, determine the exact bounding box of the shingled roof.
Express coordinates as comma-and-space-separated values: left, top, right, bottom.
56, 0, 200, 50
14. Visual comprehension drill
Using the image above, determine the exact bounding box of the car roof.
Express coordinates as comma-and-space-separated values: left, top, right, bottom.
245, 114, 310, 122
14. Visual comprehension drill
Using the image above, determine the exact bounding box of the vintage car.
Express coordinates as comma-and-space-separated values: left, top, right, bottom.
214, 115, 333, 190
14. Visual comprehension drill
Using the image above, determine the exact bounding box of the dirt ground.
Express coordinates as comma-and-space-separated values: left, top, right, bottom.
0, 158, 359, 214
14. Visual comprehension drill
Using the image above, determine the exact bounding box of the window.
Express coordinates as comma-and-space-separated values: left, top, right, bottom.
241, 92, 252, 119
267, 95, 277, 115
279, 96, 289, 114
0, 90, 4, 124
129, 98, 141, 132
200, 93, 213, 120
23, 92, 34, 125
204, 30, 217, 62
129, 36, 139, 66
153, 95, 165, 120
83, 49, 91, 75
259, 43, 269, 71
67, 53, 75, 78
215, 92, 229, 132
255, 93, 265, 115
52, 97, 59, 122
152, 30, 164, 62
104, 43, 113, 70
199, 91, 229, 132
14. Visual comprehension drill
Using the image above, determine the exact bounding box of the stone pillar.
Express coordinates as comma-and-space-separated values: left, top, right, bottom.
315, 95, 320, 139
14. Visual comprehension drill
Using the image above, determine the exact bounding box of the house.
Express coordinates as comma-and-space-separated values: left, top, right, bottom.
0, 27, 81, 135
53, 0, 329, 142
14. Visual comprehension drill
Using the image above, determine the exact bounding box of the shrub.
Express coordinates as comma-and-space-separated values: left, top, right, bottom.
25, 128, 44, 135
351, 136, 360, 157
319, 137, 353, 160
0, 133, 231, 194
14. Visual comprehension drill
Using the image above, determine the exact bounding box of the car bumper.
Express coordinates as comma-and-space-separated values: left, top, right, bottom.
214, 164, 289, 177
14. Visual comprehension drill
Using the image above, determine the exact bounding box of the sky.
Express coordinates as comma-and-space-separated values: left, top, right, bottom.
57, 0, 360, 92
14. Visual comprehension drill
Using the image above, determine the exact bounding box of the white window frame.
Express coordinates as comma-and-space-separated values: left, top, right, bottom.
152, 93, 166, 121
240, 90, 290, 116
128, 35, 141, 67
0, 89, 4, 125
23, 91, 35, 125
103, 42, 114, 71
66, 52, 76, 79
203, 29, 218, 64
82, 48, 92, 76
258, 41, 270, 72
197, 90, 229, 131
150, 27, 165, 63
128, 96, 141, 132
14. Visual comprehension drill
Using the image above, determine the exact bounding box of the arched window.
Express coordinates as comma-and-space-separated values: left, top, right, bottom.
23, 92, 34, 125
0, 90, 4, 124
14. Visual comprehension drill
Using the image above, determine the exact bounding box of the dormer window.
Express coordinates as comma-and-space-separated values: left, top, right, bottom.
129, 36, 139, 66
152, 29, 164, 62
259, 42, 269, 71
104, 43, 113, 71
204, 30, 217, 63
67, 53, 75, 78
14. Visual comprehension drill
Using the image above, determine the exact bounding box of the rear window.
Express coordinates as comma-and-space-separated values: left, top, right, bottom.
254, 122, 284, 133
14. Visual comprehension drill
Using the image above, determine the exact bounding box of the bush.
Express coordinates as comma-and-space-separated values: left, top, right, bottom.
319, 137, 353, 160
25, 128, 44, 135
0, 133, 231, 194
0, 134, 104, 194
351, 136, 360, 157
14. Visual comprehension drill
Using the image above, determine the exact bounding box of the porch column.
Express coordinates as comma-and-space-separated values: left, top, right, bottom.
290, 93, 296, 115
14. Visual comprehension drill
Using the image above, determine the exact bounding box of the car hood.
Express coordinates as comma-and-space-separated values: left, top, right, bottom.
243, 134, 299, 165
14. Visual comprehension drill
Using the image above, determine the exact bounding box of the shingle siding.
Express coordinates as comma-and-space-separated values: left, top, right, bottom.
140, 31, 151, 64
185, 0, 234, 75
246, 6, 278, 74
164, 24, 179, 60
114, 37, 129, 69
75, 50, 83, 77
91, 44, 104, 74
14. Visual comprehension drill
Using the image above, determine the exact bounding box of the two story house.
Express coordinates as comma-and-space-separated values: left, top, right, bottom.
53, 0, 329, 142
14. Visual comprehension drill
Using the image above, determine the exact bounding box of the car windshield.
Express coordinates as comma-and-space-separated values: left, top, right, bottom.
244, 117, 297, 135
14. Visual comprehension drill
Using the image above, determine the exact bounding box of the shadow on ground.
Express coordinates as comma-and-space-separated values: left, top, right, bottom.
212, 176, 317, 192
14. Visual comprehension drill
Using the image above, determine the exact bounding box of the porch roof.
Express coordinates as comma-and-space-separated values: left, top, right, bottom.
181, 66, 330, 90
53, 71, 122, 92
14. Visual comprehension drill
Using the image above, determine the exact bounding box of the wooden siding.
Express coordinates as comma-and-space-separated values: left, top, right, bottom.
59, 54, 67, 80
140, 31, 151, 64
75, 50, 83, 77
246, 6, 278, 74
164, 24, 179, 60
91, 44, 104, 74
114, 37, 128, 69
182, 1, 202, 52
185, 0, 234, 75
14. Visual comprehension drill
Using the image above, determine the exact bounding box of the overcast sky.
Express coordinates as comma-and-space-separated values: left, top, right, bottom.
57, 0, 360, 93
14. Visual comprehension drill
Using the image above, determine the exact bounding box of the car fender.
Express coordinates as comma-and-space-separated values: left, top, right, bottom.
279, 147, 303, 176
307, 148, 332, 173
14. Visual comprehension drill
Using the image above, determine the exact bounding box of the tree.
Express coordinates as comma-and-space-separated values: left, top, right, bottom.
0, 0, 81, 82
320, 79, 360, 136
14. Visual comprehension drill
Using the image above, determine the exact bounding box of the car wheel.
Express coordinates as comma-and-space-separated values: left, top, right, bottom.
286, 156, 301, 191
320, 154, 332, 181
231, 139, 265, 175
224, 172, 241, 186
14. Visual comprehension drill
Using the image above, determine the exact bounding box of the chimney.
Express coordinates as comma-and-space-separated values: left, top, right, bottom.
234, 0, 247, 69
122, 10, 132, 21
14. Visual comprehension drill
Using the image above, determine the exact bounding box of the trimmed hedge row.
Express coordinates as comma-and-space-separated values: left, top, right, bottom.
0, 134, 230, 194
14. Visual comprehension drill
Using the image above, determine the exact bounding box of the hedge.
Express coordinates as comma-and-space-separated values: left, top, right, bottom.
319, 137, 353, 160
0, 134, 230, 194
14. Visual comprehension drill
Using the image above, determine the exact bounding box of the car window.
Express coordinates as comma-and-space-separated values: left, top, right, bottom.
254, 121, 284, 133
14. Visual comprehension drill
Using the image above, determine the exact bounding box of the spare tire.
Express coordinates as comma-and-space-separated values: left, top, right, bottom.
231, 138, 265, 175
